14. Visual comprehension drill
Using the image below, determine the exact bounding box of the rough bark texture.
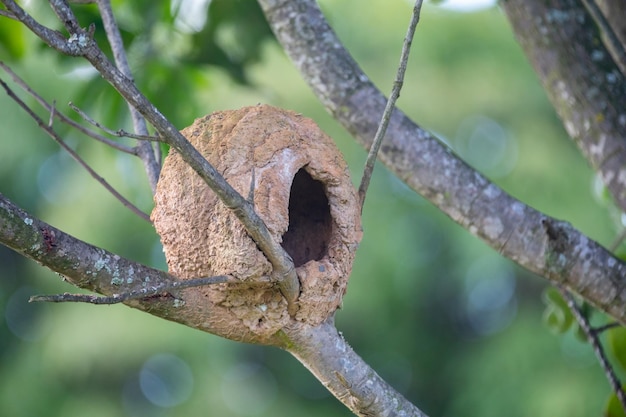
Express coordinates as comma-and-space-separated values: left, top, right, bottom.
285, 319, 429, 417
258, 0, 626, 323
502, 0, 626, 211
152, 105, 362, 341
596, 0, 626, 74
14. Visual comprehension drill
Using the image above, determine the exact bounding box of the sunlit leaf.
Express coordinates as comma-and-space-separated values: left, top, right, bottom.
0, 18, 25, 59
609, 326, 626, 372
541, 287, 573, 334
605, 390, 626, 417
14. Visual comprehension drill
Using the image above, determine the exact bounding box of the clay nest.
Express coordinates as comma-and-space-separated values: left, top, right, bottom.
151, 105, 362, 343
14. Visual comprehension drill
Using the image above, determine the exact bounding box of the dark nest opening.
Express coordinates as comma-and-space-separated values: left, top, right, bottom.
281, 168, 332, 267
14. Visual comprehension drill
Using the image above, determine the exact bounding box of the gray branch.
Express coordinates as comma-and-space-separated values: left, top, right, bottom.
96, 0, 161, 192
0, 192, 173, 306
285, 319, 429, 417
0, 0, 300, 314
501, 0, 626, 212
257, 0, 626, 323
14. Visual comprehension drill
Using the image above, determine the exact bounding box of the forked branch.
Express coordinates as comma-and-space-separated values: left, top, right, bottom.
0, 0, 300, 314
258, 0, 626, 325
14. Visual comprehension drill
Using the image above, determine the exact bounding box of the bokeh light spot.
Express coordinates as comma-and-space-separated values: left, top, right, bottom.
221, 362, 277, 416
139, 353, 194, 408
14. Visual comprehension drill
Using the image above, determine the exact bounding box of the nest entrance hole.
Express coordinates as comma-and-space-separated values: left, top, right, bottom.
281, 168, 332, 267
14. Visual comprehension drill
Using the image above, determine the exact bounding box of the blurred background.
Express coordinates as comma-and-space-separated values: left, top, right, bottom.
0, 0, 621, 416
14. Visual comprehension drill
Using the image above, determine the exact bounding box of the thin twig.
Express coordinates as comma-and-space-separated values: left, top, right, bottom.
557, 285, 626, 412
0, 77, 151, 222
593, 321, 621, 335
68, 102, 161, 142
0, 8, 16, 19
97, 0, 161, 192
0, 61, 138, 155
357, 0, 423, 211
4, 0, 300, 315
30, 275, 234, 304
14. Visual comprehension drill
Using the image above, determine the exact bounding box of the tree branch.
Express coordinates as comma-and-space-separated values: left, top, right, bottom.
0, 76, 150, 221
257, 0, 626, 324
30, 275, 233, 304
501, 0, 626, 212
558, 286, 626, 412
0, 191, 288, 345
285, 319, 429, 417
358, 0, 423, 211
0, 0, 300, 314
0, 191, 172, 303
95, 0, 161, 192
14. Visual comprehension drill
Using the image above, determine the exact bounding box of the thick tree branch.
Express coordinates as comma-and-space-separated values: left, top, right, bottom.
0, 191, 287, 345
0, 0, 300, 314
0, 191, 173, 304
501, 0, 626, 212
258, 0, 626, 323
285, 319, 429, 417
594, 0, 626, 75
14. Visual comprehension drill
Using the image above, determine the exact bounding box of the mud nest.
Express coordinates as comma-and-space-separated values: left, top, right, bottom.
152, 105, 362, 339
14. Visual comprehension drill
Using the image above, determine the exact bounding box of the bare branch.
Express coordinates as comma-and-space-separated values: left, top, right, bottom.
285, 319, 429, 417
95, 0, 161, 192
558, 286, 626, 413
30, 275, 233, 304
594, 321, 621, 334
0, 192, 169, 300
1, 0, 82, 55
0, 8, 16, 19
0, 76, 151, 221
0, 61, 138, 155
258, 0, 626, 324
581, 0, 626, 74
502, 0, 626, 212
0, 192, 294, 345
68, 102, 161, 142
358, 0, 423, 210
0, 0, 300, 313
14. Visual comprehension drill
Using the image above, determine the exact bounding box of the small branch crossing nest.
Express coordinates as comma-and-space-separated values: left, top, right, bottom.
152, 105, 362, 343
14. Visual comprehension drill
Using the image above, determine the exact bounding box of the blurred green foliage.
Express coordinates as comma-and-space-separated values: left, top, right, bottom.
0, 0, 621, 416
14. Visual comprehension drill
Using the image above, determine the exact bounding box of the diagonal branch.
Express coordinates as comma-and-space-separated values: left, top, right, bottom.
0, 61, 138, 154
285, 319, 429, 417
501, 0, 626, 212
558, 286, 626, 412
0, 0, 300, 314
0, 76, 150, 221
96, 0, 161, 192
358, 0, 423, 211
0, 191, 172, 305
257, 0, 626, 324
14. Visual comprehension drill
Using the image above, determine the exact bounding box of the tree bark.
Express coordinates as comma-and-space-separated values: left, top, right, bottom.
285, 319, 429, 417
258, 0, 626, 323
501, 0, 626, 212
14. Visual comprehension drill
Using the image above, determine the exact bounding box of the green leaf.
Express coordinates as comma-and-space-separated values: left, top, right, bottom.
541, 287, 573, 334
0, 18, 25, 59
605, 390, 626, 417
609, 326, 626, 373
